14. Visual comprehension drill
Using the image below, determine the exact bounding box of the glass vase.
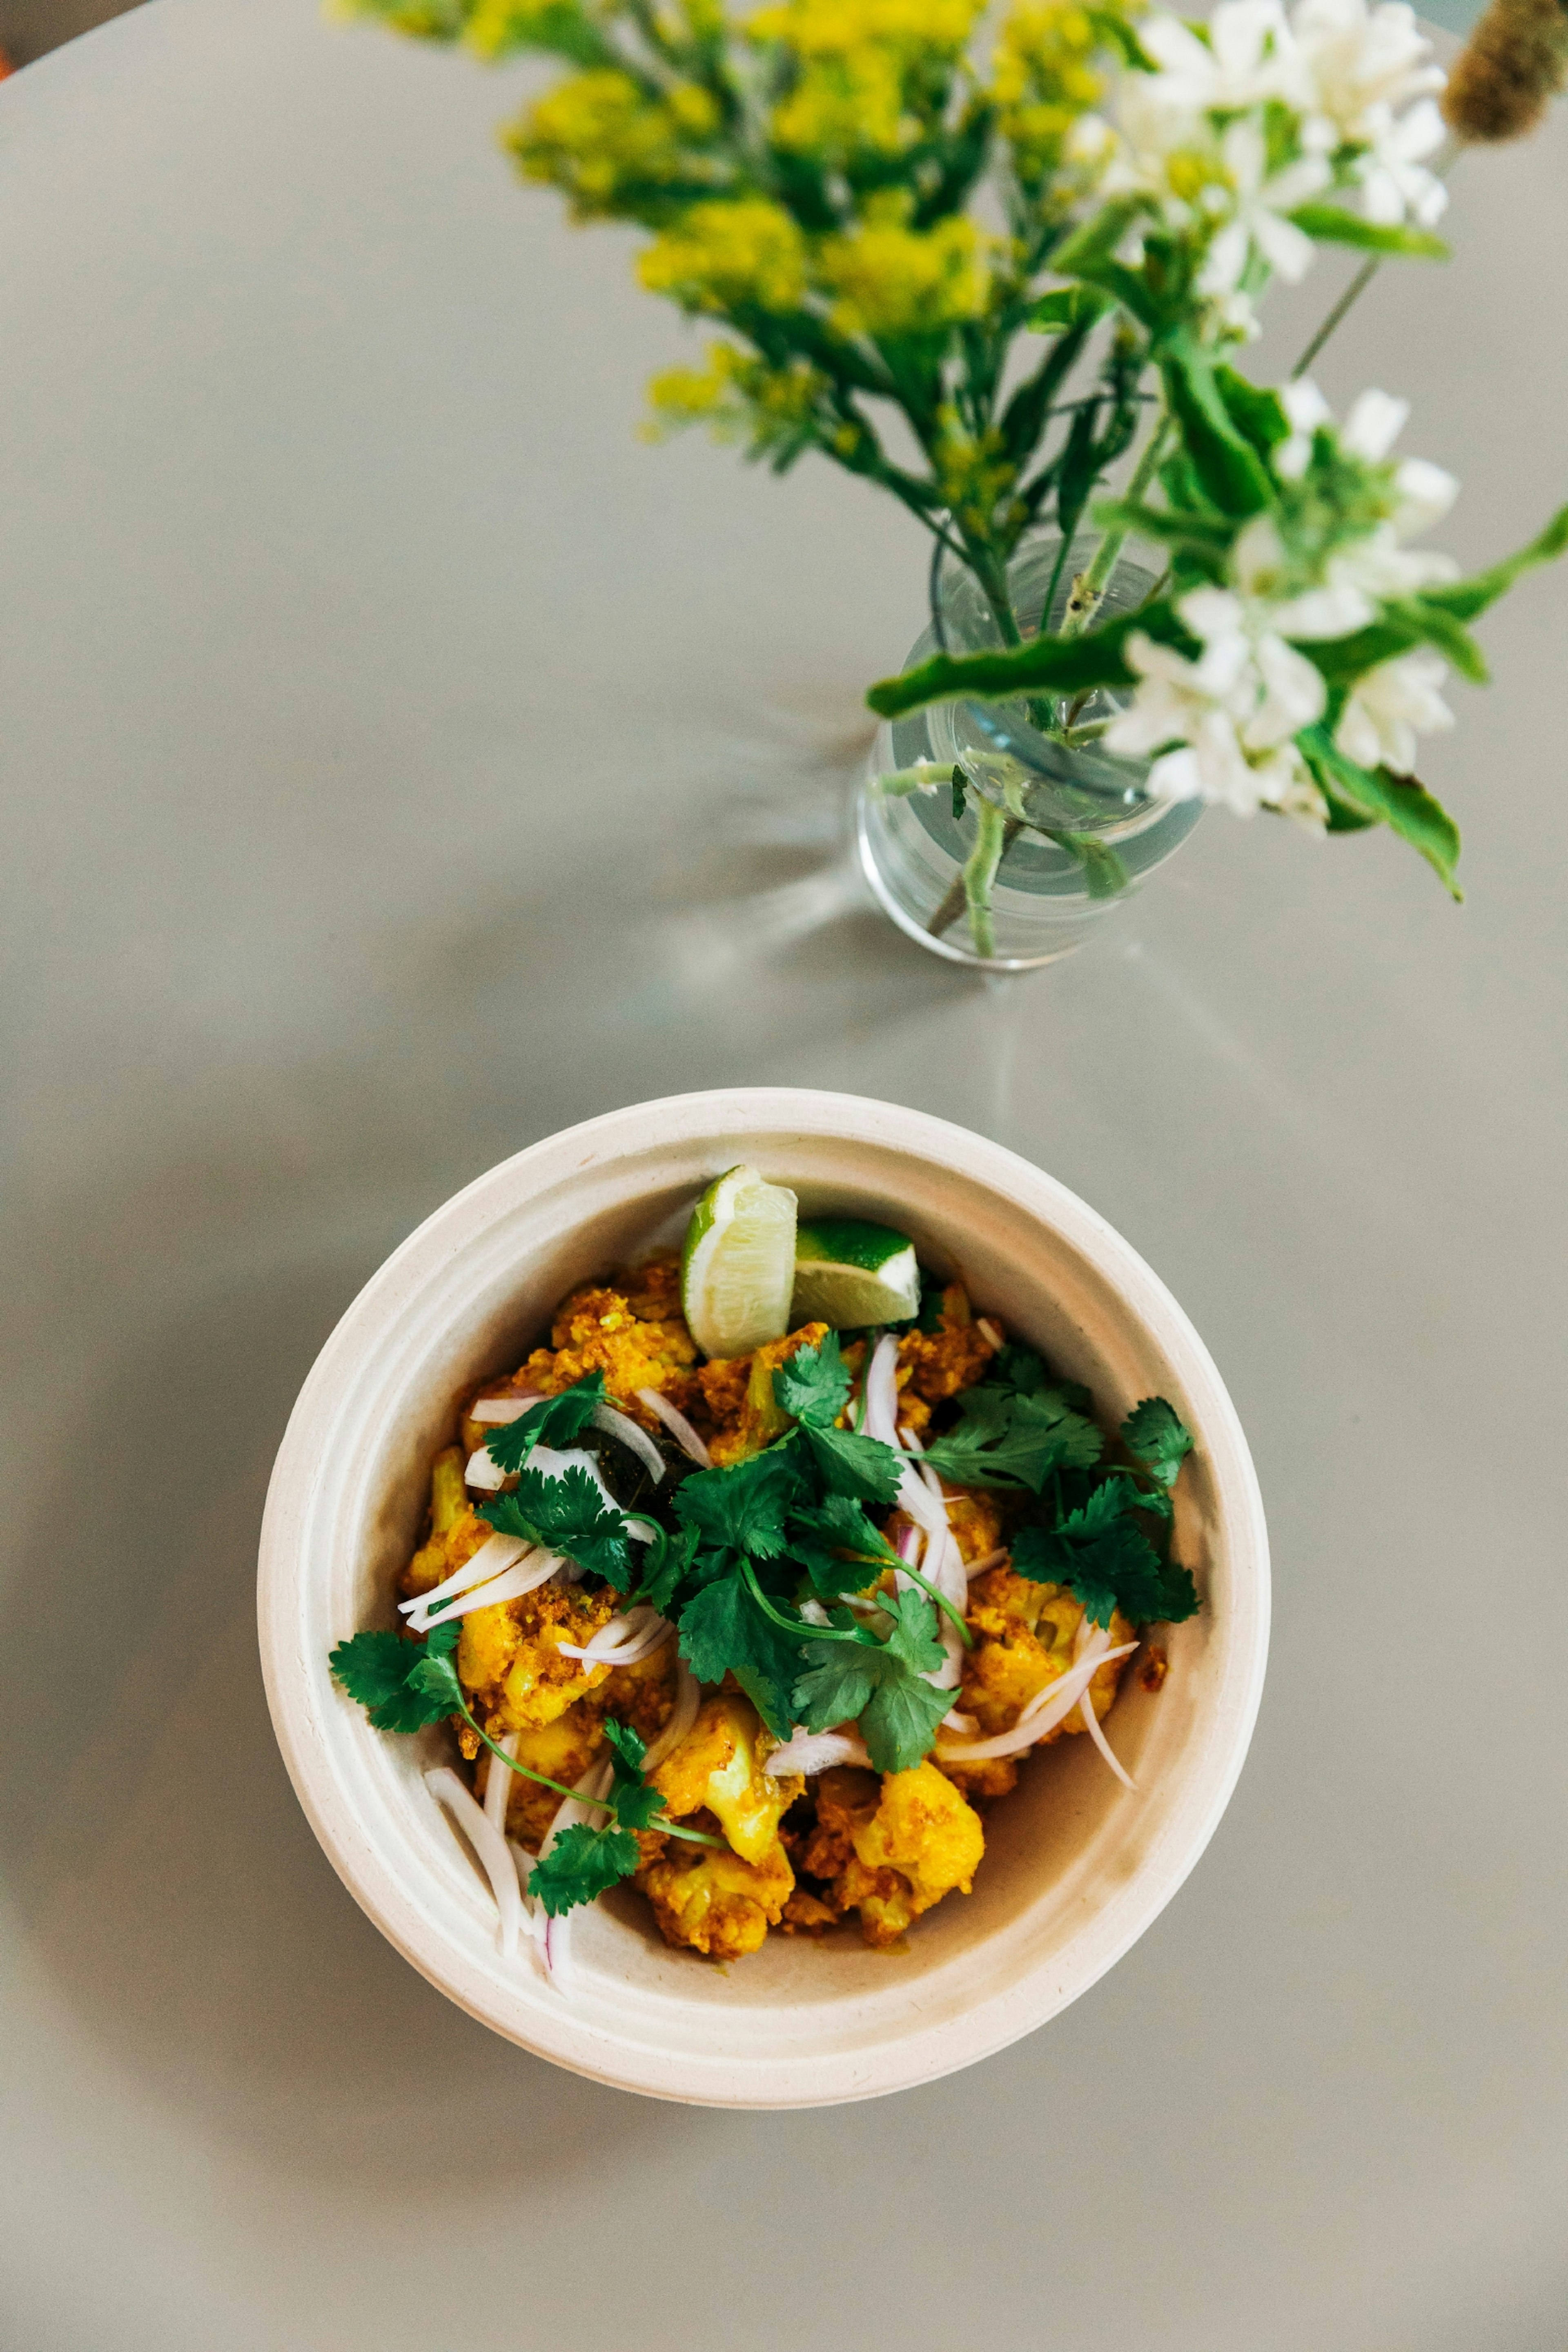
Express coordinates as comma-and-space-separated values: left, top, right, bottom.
856, 532, 1202, 971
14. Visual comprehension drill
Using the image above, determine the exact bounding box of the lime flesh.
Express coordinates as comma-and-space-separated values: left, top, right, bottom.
791, 1217, 920, 1329
680, 1166, 799, 1359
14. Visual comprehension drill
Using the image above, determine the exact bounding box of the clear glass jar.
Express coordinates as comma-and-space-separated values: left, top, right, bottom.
856, 532, 1202, 971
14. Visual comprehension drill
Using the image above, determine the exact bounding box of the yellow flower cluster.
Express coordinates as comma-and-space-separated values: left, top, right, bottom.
508, 69, 721, 218
933, 411, 1020, 535
644, 340, 824, 446
639, 198, 809, 312
750, 0, 981, 61
818, 203, 991, 338
990, 0, 1134, 185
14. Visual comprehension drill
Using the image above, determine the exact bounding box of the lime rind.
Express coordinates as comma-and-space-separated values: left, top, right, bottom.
680, 1165, 798, 1359
791, 1217, 920, 1329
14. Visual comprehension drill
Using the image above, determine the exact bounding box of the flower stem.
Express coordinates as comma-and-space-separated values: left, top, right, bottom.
962, 797, 1009, 959
1291, 255, 1381, 379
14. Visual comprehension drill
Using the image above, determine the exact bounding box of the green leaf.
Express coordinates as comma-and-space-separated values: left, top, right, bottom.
801, 1423, 906, 1503
1158, 334, 1271, 518
1212, 364, 1288, 457
1120, 1396, 1193, 1488
328, 1619, 460, 1733
1055, 397, 1102, 553
1025, 285, 1112, 334
1287, 203, 1448, 259
1423, 500, 1568, 622
408, 1646, 466, 1718
788, 1496, 901, 1596
673, 1446, 801, 1559
793, 1589, 952, 1772
484, 1463, 633, 1586
601, 1717, 664, 1830
636, 1521, 699, 1615
1013, 1477, 1198, 1626
481, 1371, 607, 1475
866, 599, 1196, 721
773, 1331, 852, 1428
920, 1383, 1103, 1491
1299, 725, 1463, 898
529, 1821, 641, 1917
676, 1570, 800, 1736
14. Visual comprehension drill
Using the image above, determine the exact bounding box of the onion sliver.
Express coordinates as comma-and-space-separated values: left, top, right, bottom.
425, 1766, 523, 1958
399, 1531, 529, 1624
469, 1393, 543, 1425
464, 1446, 506, 1493
964, 1548, 1007, 1581
641, 1659, 701, 1777
976, 1318, 1004, 1352
484, 1728, 519, 1837
414, 1549, 566, 1629
635, 1388, 713, 1469
862, 1333, 901, 1447
558, 1607, 675, 1668
765, 1728, 870, 1776
937, 1643, 1136, 1764
1077, 1686, 1136, 1790
591, 1402, 666, 1484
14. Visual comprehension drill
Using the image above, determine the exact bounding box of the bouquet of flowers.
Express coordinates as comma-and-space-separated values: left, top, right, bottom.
343, 0, 1568, 939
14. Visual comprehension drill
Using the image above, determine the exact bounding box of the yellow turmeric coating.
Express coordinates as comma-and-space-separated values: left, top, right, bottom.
650, 1690, 802, 1864
699, 1322, 831, 1465
457, 1578, 619, 1740
637, 1836, 795, 1960
801, 1762, 985, 1949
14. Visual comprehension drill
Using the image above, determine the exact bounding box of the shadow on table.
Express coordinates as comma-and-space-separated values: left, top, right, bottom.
0, 753, 961, 2196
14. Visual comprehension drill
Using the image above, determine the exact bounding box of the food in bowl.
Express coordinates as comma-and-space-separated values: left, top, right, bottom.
330, 1166, 1201, 1985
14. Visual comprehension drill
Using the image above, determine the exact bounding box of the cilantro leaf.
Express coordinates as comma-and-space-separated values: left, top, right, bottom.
484, 1463, 633, 1587
635, 1521, 699, 1615
408, 1644, 466, 1716
801, 1423, 905, 1503
602, 1717, 664, 1831
673, 1447, 801, 1560
1013, 1477, 1198, 1626
528, 1821, 640, 1916
676, 1569, 801, 1736
921, 1385, 1102, 1490
787, 1496, 901, 1597
1121, 1397, 1194, 1489
480, 1371, 608, 1475
328, 1616, 461, 1733
793, 1588, 952, 1773
772, 1332, 853, 1429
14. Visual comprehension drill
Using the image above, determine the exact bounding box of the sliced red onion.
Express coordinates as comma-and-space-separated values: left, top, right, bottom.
976, 1318, 1003, 1352
964, 1547, 1007, 1581
469, 1392, 544, 1425
414, 1548, 566, 1630
798, 1597, 832, 1628
464, 1445, 506, 1493
591, 1401, 666, 1484
764, 1728, 870, 1776
640, 1658, 701, 1777
862, 1333, 901, 1446
398, 1531, 530, 1624
425, 1765, 523, 1958
895, 1522, 924, 1569
484, 1728, 519, 1837
557, 1606, 675, 1669
936, 1644, 1136, 1764
635, 1387, 712, 1468
1077, 1686, 1136, 1790
535, 1758, 615, 1993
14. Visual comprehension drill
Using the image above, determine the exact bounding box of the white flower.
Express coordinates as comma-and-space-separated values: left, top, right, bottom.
1140, 0, 1310, 113
1197, 118, 1331, 294
1274, 376, 1333, 479
1291, 0, 1444, 142
1334, 646, 1454, 772
1356, 95, 1448, 227
1105, 585, 1327, 817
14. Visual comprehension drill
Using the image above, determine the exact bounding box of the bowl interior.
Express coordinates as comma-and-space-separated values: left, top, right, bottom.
259, 1091, 1267, 2105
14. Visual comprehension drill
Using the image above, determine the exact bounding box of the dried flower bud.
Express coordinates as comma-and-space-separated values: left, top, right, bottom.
1443, 0, 1568, 143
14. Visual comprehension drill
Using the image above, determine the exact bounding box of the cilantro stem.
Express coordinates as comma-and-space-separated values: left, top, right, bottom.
458, 1698, 722, 1848
893, 1560, 975, 1648
740, 1559, 860, 1646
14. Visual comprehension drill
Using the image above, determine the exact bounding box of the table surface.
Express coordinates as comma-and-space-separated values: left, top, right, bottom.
4, 5, 1565, 2347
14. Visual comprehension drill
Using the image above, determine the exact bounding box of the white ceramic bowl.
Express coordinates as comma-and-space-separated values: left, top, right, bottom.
258, 1088, 1268, 2107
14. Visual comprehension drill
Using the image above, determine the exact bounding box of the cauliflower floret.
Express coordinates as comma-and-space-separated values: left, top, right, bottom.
941, 1566, 1135, 1799
402, 1453, 490, 1599
651, 1691, 802, 1863
637, 1838, 795, 1960
456, 1581, 617, 1739
898, 1284, 997, 1404
479, 1697, 608, 1850
807, 1762, 984, 1950
698, 1323, 831, 1465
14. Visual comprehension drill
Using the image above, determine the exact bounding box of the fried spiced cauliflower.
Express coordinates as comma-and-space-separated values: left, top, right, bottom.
798, 1762, 985, 1950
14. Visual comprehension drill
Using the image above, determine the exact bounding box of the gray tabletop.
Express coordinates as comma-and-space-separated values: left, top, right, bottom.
3, 3, 1565, 2346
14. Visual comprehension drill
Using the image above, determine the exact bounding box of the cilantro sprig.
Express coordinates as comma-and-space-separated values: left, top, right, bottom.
328, 1619, 721, 1915
1006, 1392, 1200, 1628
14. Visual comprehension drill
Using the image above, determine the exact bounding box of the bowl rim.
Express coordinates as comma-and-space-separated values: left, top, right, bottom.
258, 1087, 1270, 2106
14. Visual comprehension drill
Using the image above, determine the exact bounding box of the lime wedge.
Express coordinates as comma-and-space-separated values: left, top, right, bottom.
791, 1218, 920, 1329
681, 1166, 799, 1359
